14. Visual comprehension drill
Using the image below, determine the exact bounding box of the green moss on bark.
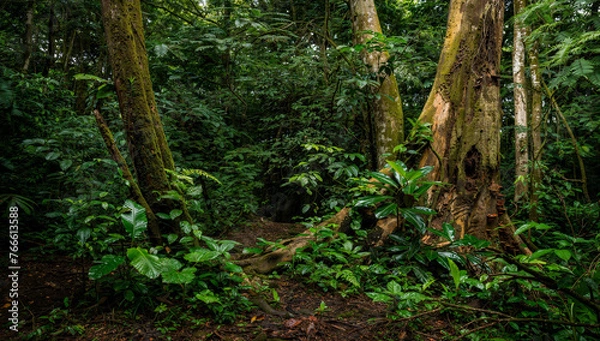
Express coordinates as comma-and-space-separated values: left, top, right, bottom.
417, 0, 505, 242
101, 0, 192, 238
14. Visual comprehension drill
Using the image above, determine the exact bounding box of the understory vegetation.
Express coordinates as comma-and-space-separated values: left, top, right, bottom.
1, 0, 599, 340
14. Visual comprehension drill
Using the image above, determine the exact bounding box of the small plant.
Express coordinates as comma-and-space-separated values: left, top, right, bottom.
88, 199, 252, 323
354, 160, 439, 235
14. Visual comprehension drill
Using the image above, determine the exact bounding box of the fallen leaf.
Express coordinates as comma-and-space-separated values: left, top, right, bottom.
284, 318, 302, 328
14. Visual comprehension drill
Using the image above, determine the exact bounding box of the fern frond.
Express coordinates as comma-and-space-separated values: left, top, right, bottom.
569, 58, 594, 77
338, 269, 360, 288
0, 194, 36, 215
181, 168, 222, 185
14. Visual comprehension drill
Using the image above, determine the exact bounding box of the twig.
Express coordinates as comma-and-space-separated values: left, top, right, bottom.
452, 321, 499, 341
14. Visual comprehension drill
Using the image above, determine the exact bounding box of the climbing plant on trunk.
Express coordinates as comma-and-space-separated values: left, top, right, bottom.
100, 0, 191, 242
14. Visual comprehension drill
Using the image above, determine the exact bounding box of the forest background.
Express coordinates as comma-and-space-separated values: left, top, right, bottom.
0, 0, 599, 340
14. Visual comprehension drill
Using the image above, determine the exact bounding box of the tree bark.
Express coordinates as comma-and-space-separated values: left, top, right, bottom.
101, 0, 190, 238
513, 0, 529, 203
44, 4, 56, 76
417, 0, 506, 242
22, 0, 35, 72
528, 40, 543, 221
237, 0, 534, 274
349, 0, 404, 169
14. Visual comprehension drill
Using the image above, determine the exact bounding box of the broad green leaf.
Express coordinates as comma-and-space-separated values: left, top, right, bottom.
387, 160, 408, 184
443, 222, 456, 242
354, 195, 394, 208
453, 234, 490, 249
529, 248, 554, 261
514, 222, 551, 235
216, 240, 239, 253
374, 202, 398, 219
554, 249, 571, 261
400, 208, 426, 234
104, 233, 125, 244
121, 200, 148, 239
366, 292, 393, 303
184, 249, 220, 263
74, 73, 109, 83
412, 181, 437, 197
180, 236, 194, 244
368, 171, 399, 188
448, 259, 461, 290
154, 43, 169, 57
406, 166, 432, 182
45, 151, 60, 161
127, 247, 162, 279
437, 251, 466, 267
76, 227, 91, 244
410, 206, 436, 216
180, 220, 192, 234
167, 234, 179, 244
386, 280, 403, 296
160, 258, 183, 272
162, 267, 196, 284
59, 159, 73, 171
89, 255, 125, 280
223, 261, 243, 273
169, 209, 182, 220
196, 289, 220, 304
400, 292, 430, 303
156, 212, 171, 220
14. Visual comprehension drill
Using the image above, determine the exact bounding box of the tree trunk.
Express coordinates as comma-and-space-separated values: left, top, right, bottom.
44, 4, 56, 76
417, 0, 506, 242
237, 0, 532, 274
349, 0, 404, 169
528, 40, 543, 221
93, 109, 163, 243
101, 0, 190, 240
22, 0, 35, 72
513, 0, 529, 203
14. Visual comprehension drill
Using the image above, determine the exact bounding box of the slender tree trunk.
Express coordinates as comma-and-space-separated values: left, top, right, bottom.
417, 0, 506, 242
22, 0, 35, 72
513, 0, 529, 203
101, 0, 190, 239
349, 0, 404, 169
93, 109, 162, 243
44, 3, 56, 76
528, 40, 543, 221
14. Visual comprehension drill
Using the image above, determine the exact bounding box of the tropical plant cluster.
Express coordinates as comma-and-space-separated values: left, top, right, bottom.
0, 0, 599, 340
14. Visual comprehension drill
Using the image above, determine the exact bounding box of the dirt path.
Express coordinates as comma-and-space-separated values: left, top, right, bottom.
0, 219, 441, 340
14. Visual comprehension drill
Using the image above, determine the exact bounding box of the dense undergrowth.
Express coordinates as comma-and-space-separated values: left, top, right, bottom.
1, 0, 599, 340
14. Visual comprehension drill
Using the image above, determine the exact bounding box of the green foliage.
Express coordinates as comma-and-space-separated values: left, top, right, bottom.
87, 200, 251, 323
1, 0, 598, 338
289, 228, 371, 297
354, 160, 438, 233
287, 143, 367, 215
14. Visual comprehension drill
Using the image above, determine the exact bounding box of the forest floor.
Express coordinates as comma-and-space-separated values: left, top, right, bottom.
0, 219, 449, 341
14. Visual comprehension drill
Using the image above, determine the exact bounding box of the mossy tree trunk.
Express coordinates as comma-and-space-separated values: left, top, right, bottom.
349, 0, 404, 169
101, 0, 190, 242
417, 0, 507, 242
